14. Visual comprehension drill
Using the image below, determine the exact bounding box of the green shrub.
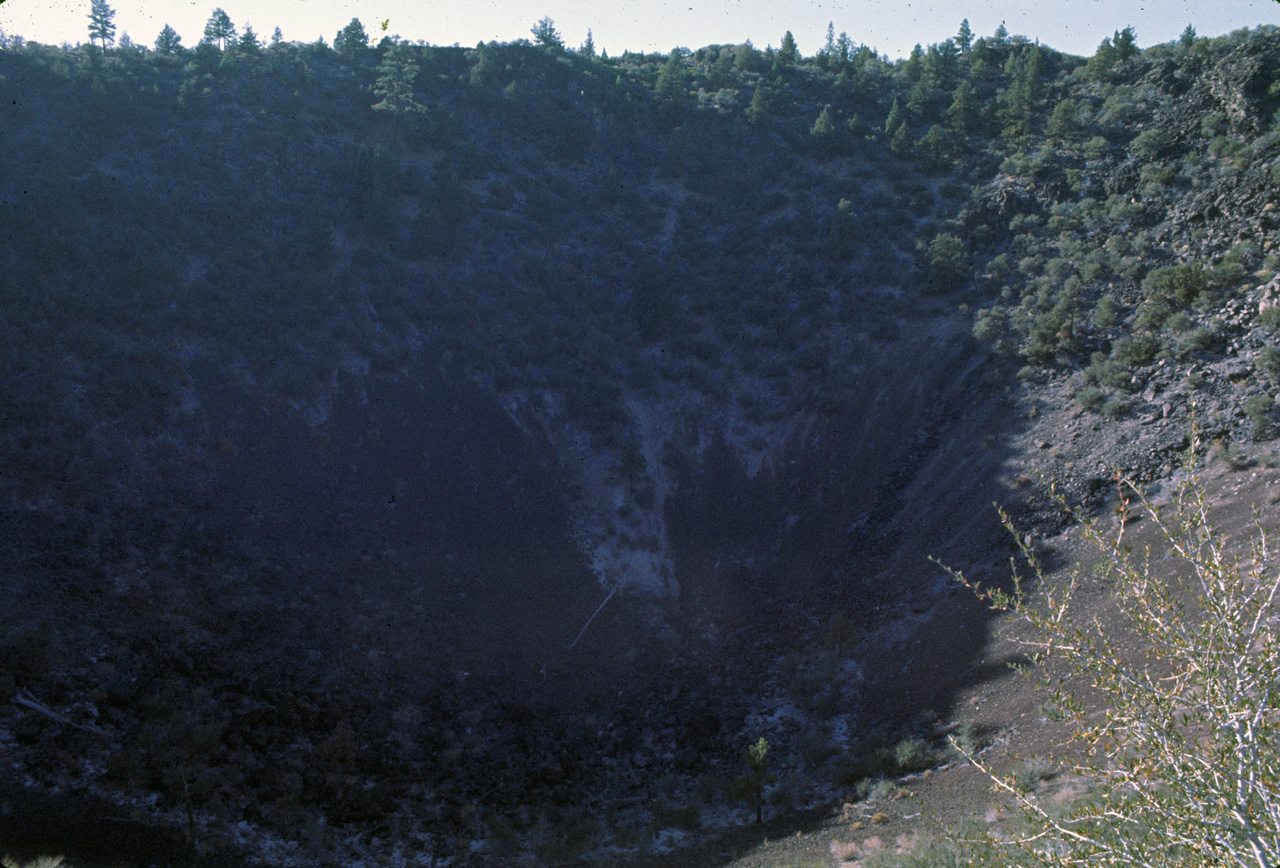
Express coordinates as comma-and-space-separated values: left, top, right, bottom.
893, 737, 935, 773
1091, 294, 1120, 329
1258, 345, 1280, 380
1074, 384, 1105, 411
1245, 394, 1274, 432
1085, 352, 1131, 390
1011, 756, 1058, 792
1111, 335, 1159, 367
1172, 326, 1218, 358
1142, 263, 1208, 309
947, 719, 979, 758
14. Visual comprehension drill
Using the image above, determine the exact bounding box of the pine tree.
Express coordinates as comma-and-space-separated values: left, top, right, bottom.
1113, 25, 1138, 60
777, 31, 799, 67
372, 41, 427, 148
811, 105, 838, 152
956, 19, 973, 53
202, 8, 236, 50
530, 17, 562, 49
946, 81, 977, 135
817, 22, 835, 69
653, 49, 687, 126
334, 18, 368, 57
580, 29, 596, 58
237, 24, 261, 54
890, 119, 913, 155
884, 96, 905, 135
998, 45, 1044, 139
154, 24, 182, 55
744, 82, 768, 124
87, 0, 117, 50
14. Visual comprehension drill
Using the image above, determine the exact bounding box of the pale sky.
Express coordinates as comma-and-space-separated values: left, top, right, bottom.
2, 0, 1278, 60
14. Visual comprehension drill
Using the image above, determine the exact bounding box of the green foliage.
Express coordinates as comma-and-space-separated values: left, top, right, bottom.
1142, 263, 1209, 309
1091, 294, 1120, 329
653, 49, 688, 126
777, 31, 799, 66
334, 18, 369, 57
921, 232, 970, 294
892, 737, 935, 773
1129, 129, 1164, 160
154, 23, 182, 55
1010, 756, 1057, 793
735, 736, 772, 824
998, 45, 1045, 140
810, 105, 837, 151
1259, 346, 1280, 381
885, 96, 905, 135
372, 41, 426, 146
87, 0, 117, 50
1245, 394, 1275, 438
202, 7, 236, 51
1088, 26, 1139, 79
237, 25, 262, 55
1111, 334, 1160, 367
744, 82, 768, 124
947, 81, 978, 135
530, 16, 562, 49
891, 120, 913, 155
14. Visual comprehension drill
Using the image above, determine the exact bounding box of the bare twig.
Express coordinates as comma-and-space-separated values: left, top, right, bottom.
13, 690, 109, 737
569, 587, 617, 651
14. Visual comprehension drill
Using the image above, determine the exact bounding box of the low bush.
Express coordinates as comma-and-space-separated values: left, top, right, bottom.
946, 471, 1280, 868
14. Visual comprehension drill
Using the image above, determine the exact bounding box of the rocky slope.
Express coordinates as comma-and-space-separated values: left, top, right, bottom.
1, 21, 1280, 868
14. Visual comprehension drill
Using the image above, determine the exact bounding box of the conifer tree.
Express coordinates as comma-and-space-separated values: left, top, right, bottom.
653, 49, 687, 126
777, 30, 799, 67
744, 82, 768, 124
884, 96, 905, 135
154, 23, 182, 55
817, 22, 835, 69
946, 80, 977, 135
334, 18, 369, 57
890, 120, 913, 155
811, 105, 838, 152
580, 29, 596, 58
87, 0, 117, 50
531, 17, 562, 49
372, 40, 426, 148
237, 24, 261, 54
202, 8, 236, 50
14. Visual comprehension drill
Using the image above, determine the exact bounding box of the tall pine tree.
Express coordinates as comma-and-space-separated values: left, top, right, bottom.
202, 8, 236, 50
87, 0, 117, 50
372, 41, 427, 148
